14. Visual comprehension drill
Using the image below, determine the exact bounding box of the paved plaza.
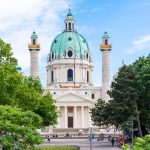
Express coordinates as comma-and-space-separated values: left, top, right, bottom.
42, 138, 120, 150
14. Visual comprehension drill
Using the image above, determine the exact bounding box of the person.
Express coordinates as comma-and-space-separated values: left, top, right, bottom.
47, 136, 51, 143
66, 132, 69, 138
108, 135, 111, 142
111, 137, 115, 147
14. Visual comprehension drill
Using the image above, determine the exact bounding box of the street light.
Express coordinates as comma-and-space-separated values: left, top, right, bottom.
89, 118, 92, 150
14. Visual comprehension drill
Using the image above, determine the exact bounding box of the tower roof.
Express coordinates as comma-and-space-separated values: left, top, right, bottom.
31, 31, 38, 38
66, 7, 74, 20
102, 31, 109, 38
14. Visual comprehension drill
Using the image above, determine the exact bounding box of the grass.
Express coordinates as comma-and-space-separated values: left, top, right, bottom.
40, 145, 80, 150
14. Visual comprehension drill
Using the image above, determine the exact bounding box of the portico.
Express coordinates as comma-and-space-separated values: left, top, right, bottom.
56, 105, 92, 128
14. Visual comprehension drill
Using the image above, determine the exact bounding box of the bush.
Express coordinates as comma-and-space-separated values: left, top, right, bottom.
122, 134, 150, 150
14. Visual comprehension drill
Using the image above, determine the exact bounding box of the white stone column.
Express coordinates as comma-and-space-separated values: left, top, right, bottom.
88, 106, 92, 127
57, 106, 60, 128
81, 106, 84, 128
102, 51, 110, 101
74, 106, 77, 128
64, 106, 68, 128
30, 51, 39, 77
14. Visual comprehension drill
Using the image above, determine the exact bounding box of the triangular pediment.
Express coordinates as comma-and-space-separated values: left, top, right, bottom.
56, 92, 93, 104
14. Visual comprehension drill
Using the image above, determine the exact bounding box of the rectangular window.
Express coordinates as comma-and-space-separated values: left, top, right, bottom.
91, 94, 95, 99
68, 107, 73, 113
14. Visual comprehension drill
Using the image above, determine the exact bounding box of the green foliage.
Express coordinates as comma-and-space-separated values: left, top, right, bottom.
0, 39, 58, 126
0, 39, 58, 149
90, 99, 108, 126
0, 105, 43, 150
0, 39, 17, 65
91, 54, 150, 132
122, 134, 150, 150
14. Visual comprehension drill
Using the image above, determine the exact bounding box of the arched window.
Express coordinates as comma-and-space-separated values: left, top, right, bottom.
87, 71, 89, 82
69, 22, 71, 30
52, 53, 54, 60
51, 71, 54, 83
66, 23, 67, 30
33, 39, 36, 45
86, 53, 89, 59
105, 39, 108, 45
67, 69, 73, 81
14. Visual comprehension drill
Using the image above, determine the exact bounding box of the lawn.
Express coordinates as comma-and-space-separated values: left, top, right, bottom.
41, 145, 80, 150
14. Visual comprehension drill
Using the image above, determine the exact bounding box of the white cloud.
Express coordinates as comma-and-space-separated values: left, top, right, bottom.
125, 34, 150, 54
0, 0, 68, 73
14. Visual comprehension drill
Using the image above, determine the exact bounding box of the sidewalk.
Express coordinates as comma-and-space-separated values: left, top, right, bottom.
42, 138, 120, 150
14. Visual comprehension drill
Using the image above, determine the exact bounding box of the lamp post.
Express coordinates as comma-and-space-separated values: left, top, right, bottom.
89, 118, 92, 150
90, 126, 92, 150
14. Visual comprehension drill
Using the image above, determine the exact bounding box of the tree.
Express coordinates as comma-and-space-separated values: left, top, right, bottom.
0, 39, 17, 65
0, 105, 43, 150
91, 54, 150, 137
0, 39, 58, 126
90, 99, 108, 127
0, 40, 58, 126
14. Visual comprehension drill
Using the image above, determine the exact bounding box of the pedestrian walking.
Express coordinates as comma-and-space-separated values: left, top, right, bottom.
47, 136, 51, 143
111, 137, 115, 147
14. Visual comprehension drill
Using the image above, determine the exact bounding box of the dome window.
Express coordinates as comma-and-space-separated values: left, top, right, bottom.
68, 37, 72, 41
67, 50, 73, 57
83, 40, 86, 43
54, 40, 57, 43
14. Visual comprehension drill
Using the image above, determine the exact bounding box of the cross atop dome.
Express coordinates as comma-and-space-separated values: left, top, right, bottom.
68, 4, 71, 12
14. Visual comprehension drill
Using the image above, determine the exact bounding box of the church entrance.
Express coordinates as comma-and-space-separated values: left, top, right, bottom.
68, 117, 73, 128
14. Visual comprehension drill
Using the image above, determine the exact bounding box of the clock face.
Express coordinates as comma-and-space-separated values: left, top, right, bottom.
68, 50, 73, 57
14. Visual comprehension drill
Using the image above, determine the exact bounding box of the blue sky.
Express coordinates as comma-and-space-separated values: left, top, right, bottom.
0, 0, 150, 86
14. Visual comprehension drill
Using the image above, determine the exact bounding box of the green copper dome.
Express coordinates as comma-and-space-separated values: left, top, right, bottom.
31, 31, 38, 38
50, 31, 90, 59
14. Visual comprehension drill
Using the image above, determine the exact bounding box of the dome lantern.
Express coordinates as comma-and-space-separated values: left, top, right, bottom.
65, 5, 75, 32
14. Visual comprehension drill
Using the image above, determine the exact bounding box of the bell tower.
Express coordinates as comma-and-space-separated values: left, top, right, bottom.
28, 31, 40, 77
100, 31, 112, 101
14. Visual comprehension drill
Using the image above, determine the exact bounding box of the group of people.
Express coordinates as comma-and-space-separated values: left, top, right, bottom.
97, 133, 125, 147
97, 133, 104, 141
110, 135, 125, 147
117, 135, 125, 147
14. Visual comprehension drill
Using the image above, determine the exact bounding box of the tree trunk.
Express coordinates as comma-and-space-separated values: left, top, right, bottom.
135, 100, 143, 137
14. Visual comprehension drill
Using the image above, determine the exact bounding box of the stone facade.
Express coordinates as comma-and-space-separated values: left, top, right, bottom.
29, 11, 112, 130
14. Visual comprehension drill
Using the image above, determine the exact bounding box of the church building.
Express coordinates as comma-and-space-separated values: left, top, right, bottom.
28, 8, 112, 129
